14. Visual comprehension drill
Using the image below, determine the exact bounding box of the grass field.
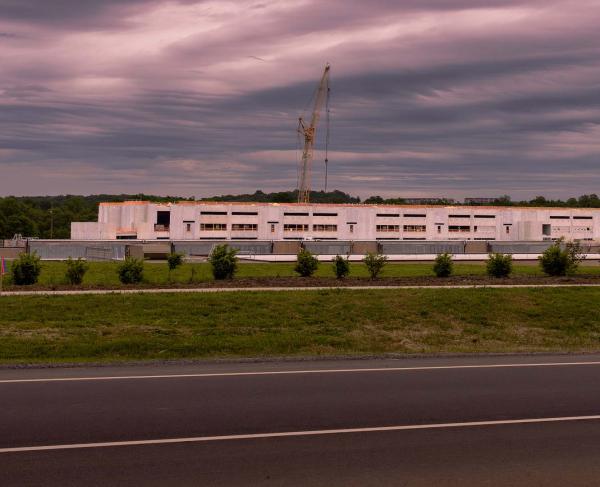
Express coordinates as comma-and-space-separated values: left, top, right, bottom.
2, 260, 600, 288
2, 287, 600, 363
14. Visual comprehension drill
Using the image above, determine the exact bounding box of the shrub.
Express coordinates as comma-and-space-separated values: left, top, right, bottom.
539, 239, 584, 276
117, 257, 144, 284
363, 251, 387, 279
167, 252, 184, 271
486, 253, 512, 278
332, 254, 350, 279
433, 253, 453, 277
209, 244, 238, 280
11, 252, 42, 285
65, 257, 89, 285
295, 248, 319, 277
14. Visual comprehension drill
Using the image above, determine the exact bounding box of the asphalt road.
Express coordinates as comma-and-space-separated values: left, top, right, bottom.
3, 355, 600, 486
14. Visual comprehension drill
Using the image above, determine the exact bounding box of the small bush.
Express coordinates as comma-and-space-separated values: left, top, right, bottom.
295, 249, 319, 277
539, 239, 584, 276
332, 254, 350, 279
117, 257, 144, 284
65, 257, 89, 285
486, 253, 512, 278
363, 251, 387, 279
167, 252, 184, 271
433, 253, 453, 277
11, 252, 42, 285
209, 244, 238, 280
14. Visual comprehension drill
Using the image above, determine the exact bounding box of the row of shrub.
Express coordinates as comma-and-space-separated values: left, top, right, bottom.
432, 239, 584, 278
8, 254, 90, 286
432, 252, 514, 278
294, 239, 585, 279
3, 240, 586, 286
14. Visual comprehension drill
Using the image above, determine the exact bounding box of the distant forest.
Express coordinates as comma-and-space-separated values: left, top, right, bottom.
0, 194, 193, 240
1, 191, 600, 239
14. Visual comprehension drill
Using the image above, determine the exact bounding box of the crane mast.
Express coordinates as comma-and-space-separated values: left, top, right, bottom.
297, 64, 330, 204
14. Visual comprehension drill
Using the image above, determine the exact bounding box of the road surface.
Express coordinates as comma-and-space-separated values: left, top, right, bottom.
2, 355, 600, 486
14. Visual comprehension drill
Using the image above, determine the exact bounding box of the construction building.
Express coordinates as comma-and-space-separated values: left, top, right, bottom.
71, 201, 599, 242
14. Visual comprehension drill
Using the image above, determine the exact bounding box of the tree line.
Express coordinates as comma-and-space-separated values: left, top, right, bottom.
0, 194, 193, 239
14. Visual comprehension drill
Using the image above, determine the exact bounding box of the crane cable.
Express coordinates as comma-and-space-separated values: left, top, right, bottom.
295, 126, 301, 196
324, 77, 331, 193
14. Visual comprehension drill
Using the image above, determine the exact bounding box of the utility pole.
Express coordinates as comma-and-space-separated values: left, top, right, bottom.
49, 205, 54, 239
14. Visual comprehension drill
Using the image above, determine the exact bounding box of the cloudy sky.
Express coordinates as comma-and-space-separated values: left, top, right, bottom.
1, 0, 599, 199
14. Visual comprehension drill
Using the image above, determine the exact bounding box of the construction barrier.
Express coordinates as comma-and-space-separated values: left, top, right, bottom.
28, 240, 128, 260
379, 241, 465, 255
8, 239, 599, 260
172, 240, 273, 257
303, 241, 352, 255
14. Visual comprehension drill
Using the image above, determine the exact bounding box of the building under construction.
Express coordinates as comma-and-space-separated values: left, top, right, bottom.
71, 200, 599, 244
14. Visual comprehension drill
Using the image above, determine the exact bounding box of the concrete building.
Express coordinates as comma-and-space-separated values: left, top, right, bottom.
71, 201, 599, 242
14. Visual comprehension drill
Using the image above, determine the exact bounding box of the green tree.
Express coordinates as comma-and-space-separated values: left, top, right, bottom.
332, 254, 350, 279
486, 253, 512, 278
11, 252, 42, 285
364, 196, 385, 204
209, 244, 238, 279
363, 251, 388, 279
295, 249, 319, 277
65, 257, 89, 285
539, 239, 584, 276
117, 257, 144, 284
166, 252, 184, 282
433, 253, 453, 277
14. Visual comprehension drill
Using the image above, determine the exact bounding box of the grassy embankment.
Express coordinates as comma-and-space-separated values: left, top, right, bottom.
2, 260, 600, 289
1, 287, 600, 363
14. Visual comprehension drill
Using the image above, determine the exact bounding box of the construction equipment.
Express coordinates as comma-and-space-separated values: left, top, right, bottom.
297, 64, 331, 203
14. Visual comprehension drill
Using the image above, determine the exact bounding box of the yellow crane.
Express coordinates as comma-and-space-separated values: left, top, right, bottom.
297, 64, 331, 204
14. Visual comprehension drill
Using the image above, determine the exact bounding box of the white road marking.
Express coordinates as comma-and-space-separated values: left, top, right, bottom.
2, 360, 600, 384
1, 283, 600, 297
2, 415, 600, 453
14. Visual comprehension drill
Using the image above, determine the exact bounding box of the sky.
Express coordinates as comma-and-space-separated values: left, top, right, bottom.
1, 0, 599, 200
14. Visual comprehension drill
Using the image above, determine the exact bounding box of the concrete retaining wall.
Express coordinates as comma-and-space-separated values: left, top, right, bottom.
173, 240, 273, 256
29, 240, 127, 260
273, 241, 301, 254
0, 248, 23, 259
379, 241, 465, 255
464, 241, 489, 253
351, 241, 378, 255
303, 241, 352, 255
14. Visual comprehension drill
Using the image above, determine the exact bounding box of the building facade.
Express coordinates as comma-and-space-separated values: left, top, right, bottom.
70, 201, 600, 242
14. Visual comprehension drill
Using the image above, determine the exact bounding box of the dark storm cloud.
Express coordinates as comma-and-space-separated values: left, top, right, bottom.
0, 0, 197, 29
0, 0, 599, 198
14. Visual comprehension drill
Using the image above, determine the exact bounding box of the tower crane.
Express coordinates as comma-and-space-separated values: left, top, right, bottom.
297, 64, 330, 204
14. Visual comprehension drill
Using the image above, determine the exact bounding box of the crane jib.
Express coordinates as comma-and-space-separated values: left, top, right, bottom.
297, 64, 331, 204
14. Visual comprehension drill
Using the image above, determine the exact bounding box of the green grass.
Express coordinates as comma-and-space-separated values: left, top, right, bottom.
2, 287, 600, 363
4, 260, 600, 288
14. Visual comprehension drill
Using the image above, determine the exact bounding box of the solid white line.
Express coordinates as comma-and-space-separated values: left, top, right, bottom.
1, 283, 600, 296
3, 360, 600, 384
2, 415, 600, 453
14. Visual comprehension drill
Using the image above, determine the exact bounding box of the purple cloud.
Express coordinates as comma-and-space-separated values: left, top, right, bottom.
0, 0, 599, 199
